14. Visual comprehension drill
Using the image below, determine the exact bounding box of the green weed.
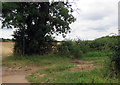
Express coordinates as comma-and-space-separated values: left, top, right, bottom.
26, 68, 119, 83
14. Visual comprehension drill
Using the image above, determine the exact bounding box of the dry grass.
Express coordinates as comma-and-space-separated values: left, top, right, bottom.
0, 42, 14, 57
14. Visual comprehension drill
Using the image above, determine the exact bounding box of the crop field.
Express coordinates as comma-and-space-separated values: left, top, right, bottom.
0, 42, 14, 57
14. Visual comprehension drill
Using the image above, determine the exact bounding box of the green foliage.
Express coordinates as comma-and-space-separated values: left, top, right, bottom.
76, 39, 90, 53
109, 36, 120, 75
56, 36, 118, 59
92, 35, 120, 78
1, 2, 76, 55
56, 40, 84, 58
89, 36, 118, 51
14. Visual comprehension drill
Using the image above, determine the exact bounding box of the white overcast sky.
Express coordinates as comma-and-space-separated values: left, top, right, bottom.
0, 0, 119, 40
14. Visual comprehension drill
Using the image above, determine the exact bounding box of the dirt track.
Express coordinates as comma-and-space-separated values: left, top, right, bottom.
1, 42, 30, 83
2, 66, 39, 83
1, 42, 97, 83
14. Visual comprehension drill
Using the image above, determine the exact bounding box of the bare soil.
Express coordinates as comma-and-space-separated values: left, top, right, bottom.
2, 66, 39, 83
70, 60, 98, 71
71, 60, 94, 64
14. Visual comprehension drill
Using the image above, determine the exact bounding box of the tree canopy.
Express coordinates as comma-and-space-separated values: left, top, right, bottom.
1, 2, 76, 55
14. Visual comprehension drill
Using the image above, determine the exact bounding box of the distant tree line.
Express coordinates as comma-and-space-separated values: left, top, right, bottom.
0, 38, 14, 42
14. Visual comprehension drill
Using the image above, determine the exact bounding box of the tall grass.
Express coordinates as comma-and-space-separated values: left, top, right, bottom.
27, 68, 119, 83
2, 54, 71, 67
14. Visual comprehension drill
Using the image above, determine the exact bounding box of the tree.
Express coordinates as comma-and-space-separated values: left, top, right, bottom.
1, 2, 76, 55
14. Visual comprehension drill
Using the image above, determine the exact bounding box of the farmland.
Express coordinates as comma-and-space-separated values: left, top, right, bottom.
1, 36, 120, 83
0, 42, 14, 57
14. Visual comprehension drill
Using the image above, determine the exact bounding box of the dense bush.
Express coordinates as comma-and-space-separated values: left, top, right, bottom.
109, 36, 120, 76
89, 36, 118, 51
76, 39, 90, 53
55, 36, 119, 59
56, 40, 90, 58
56, 40, 71, 57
